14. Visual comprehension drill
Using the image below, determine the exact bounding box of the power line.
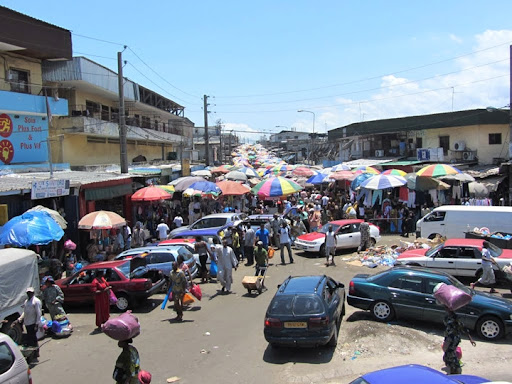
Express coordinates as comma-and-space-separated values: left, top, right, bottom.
71, 32, 125, 47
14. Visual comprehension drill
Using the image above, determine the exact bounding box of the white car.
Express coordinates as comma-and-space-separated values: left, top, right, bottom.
169, 212, 247, 237
294, 219, 381, 254
0, 333, 32, 383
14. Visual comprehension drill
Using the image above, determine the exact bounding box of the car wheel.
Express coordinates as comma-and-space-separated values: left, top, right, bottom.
371, 301, 395, 322
116, 294, 130, 311
1, 320, 23, 344
327, 321, 338, 347
161, 280, 170, 294
476, 316, 504, 340
369, 238, 376, 247
319, 244, 325, 258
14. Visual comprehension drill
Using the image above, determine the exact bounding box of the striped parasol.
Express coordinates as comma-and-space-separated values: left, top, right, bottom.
381, 169, 407, 177
416, 164, 461, 177
251, 176, 303, 198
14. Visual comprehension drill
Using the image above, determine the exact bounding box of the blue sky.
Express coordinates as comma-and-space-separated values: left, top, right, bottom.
4, 1, 512, 142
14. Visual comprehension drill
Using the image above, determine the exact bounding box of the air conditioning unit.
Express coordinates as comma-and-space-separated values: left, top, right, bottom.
453, 141, 466, 151
462, 151, 475, 161
375, 150, 384, 157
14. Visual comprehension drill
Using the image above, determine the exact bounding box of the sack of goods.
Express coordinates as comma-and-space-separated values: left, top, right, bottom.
190, 284, 202, 301
102, 311, 140, 341
433, 283, 471, 311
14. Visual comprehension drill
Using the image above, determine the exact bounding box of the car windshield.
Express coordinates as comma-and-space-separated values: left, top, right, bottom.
318, 224, 341, 234
445, 275, 470, 293
268, 295, 324, 316
116, 262, 148, 279
425, 243, 444, 257
116, 263, 131, 278
192, 218, 227, 229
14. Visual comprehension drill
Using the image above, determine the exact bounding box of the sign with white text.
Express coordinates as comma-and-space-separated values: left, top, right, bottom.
31, 179, 70, 199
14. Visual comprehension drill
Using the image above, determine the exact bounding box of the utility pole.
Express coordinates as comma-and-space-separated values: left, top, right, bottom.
118, 51, 128, 173
219, 125, 223, 164
203, 95, 210, 166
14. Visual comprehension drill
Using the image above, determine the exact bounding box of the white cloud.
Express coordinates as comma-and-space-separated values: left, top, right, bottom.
449, 33, 463, 44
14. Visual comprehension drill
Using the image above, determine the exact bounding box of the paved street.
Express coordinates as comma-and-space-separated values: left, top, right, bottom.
31, 235, 512, 383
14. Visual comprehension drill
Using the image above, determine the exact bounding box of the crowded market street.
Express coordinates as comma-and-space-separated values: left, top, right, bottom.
31, 235, 512, 383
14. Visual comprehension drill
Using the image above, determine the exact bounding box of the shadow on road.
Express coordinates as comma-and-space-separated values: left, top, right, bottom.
262, 343, 335, 364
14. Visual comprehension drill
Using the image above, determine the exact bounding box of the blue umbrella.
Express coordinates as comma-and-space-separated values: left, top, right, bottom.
306, 173, 329, 185
188, 180, 222, 195
350, 173, 374, 190
360, 174, 407, 190
0, 211, 64, 247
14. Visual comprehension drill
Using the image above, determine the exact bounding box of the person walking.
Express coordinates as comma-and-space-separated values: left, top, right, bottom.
254, 241, 268, 283
123, 225, 132, 250
400, 206, 410, 237
132, 222, 145, 248
156, 219, 170, 241
169, 261, 187, 321
270, 214, 282, 248
12, 287, 41, 360
172, 212, 183, 229
217, 239, 238, 293
194, 236, 212, 283
255, 223, 270, 250
470, 241, 498, 293
309, 207, 322, 232
442, 309, 476, 374
279, 222, 294, 265
244, 223, 256, 266
113, 338, 141, 384
324, 225, 337, 266
232, 228, 241, 261
91, 270, 110, 330
41, 276, 66, 321
358, 221, 371, 253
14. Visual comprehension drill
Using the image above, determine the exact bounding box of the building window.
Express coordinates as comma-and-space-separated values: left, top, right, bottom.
101, 105, 110, 121
416, 137, 423, 149
8, 68, 30, 93
141, 116, 151, 128
111, 108, 119, 123
86, 100, 100, 118
489, 133, 502, 145
439, 136, 450, 155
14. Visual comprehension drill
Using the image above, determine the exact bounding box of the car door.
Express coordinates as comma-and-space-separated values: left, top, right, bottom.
427, 246, 458, 275
336, 224, 353, 249
349, 223, 362, 247
421, 276, 450, 324
62, 269, 96, 303
325, 278, 342, 321
387, 275, 425, 320
455, 246, 481, 277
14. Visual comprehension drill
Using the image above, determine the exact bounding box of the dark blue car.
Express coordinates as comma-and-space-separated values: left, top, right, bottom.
347, 266, 512, 341
264, 275, 345, 348
348, 364, 489, 384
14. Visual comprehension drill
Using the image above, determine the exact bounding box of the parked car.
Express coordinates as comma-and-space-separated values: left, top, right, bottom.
0, 333, 32, 383
169, 212, 247, 237
116, 245, 198, 279
294, 219, 381, 254
348, 363, 489, 384
158, 239, 199, 267
396, 238, 512, 281
347, 266, 512, 340
264, 275, 345, 348
56, 259, 166, 311
168, 227, 226, 267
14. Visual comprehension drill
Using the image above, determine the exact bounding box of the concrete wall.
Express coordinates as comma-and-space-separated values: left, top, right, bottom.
0, 53, 43, 96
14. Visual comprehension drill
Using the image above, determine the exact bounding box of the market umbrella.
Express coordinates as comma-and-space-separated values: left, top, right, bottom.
381, 169, 407, 177
188, 181, 222, 196
468, 181, 489, 198
216, 180, 251, 196
78, 210, 126, 230
306, 173, 330, 185
292, 167, 317, 177
131, 185, 172, 201
416, 164, 461, 177
353, 166, 380, 174
225, 171, 248, 182
329, 171, 356, 181
170, 176, 207, 192
360, 174, 407, 190
210, 165, 232, 174
155, 185, 175, 194
331, 163, 351, 172
439, 173, 475, 182
350, 173, 374, 190
251, 176, 303, 198
26, 205, 67, 229
237, 166, 260, 179
191, 169, 212, 177
405, 174, 450, 191
0, 211, 64, 247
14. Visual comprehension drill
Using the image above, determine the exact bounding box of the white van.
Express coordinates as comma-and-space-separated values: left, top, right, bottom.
416, 205, 512, 239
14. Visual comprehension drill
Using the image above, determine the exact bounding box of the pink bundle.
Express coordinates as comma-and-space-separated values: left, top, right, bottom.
434, 283, 471, 311
102, 311, 140, 341
190, 284, 202, 301
64, 239, 76, 250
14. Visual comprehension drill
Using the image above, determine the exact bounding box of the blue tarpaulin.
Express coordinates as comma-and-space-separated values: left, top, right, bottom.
0, 211, 64, 247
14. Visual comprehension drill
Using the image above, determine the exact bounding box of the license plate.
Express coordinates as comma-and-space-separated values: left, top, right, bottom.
284, 322, 307, 329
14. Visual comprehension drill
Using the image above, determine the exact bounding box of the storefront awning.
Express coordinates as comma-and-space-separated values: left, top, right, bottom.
84, 183, 133, 201
479, 176, 506, 193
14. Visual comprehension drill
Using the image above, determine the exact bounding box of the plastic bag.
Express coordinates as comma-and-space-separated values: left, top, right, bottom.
183, 292, 195, 305
190, 284, 202, 301
64, 239, 76, 250
210, 260, 218, 277
101, 311, 140, 341
109, 289, 118, 305
433, 283, 471, 311
268, 247, 275, 259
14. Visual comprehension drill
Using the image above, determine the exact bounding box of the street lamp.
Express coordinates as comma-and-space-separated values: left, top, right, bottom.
298, 110, 316, 163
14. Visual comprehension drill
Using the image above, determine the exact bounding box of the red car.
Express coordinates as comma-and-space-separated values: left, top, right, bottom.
56, 259, 166, 311
396, 238, 512, 280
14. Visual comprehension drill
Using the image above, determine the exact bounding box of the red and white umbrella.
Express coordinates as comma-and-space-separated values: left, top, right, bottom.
78, 210, 126, 230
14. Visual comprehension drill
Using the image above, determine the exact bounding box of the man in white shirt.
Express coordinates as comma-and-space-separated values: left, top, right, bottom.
324, 225, 337, 266
13, 287, 42, 359
173, 213, 184, 228
279, 222, 294, 265
156, 219, 170, 240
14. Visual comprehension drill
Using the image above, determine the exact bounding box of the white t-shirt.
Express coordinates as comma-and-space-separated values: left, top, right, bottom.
279, 227, 291, 244
321, 196, 329, 206
157, 223, 169, 239
173, 216, 183, 227
325, 231, 336, 247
